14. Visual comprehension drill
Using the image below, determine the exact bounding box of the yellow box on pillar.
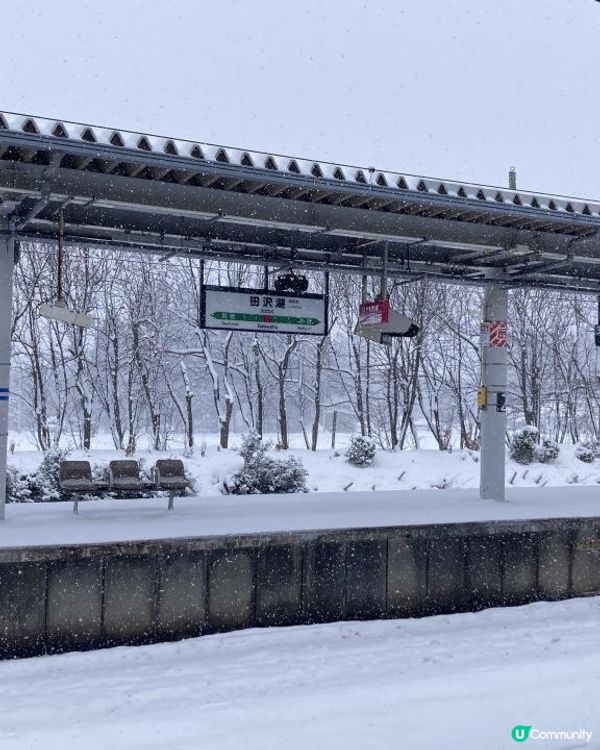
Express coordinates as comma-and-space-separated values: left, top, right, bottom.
477, 386, 487, 409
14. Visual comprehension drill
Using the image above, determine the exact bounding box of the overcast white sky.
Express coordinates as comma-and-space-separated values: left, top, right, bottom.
1, 0, 599, 198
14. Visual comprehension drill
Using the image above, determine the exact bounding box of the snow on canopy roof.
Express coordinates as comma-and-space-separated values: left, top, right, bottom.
1, 110, 599, 218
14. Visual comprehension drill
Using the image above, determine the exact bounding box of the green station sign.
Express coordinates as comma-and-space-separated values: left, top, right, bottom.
201, 285, 328, 336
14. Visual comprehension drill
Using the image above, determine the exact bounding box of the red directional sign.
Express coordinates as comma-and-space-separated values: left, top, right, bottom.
359, 300, 389, 326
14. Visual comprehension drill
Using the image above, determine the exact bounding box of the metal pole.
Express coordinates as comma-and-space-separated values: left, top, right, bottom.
379, 242, 389, 300
57, 208, 65, 304
480, 283, 508, 501
0, 227, 15, 520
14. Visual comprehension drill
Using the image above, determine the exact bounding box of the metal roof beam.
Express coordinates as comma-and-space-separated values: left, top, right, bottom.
12, 226, 600, 293
508, 256, 573, 278
0, 161, 580, 256
14, 151, 62, 230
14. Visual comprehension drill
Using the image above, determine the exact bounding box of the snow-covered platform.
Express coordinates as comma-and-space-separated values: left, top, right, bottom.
1, 486, 599, 661
0, 485, 599, 549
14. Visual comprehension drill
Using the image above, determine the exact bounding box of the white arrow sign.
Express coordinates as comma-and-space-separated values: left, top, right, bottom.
354, 306, 419, 345
39, 303, 93, 328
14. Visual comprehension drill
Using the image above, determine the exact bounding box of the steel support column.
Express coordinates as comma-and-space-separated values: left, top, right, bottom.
480, 283, 507, 501
0, 228, 14, 520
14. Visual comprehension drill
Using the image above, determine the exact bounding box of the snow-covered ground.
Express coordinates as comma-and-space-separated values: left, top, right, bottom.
2, 485, 600, 549
5, 432, 600, 548
1, 596, 598, 750
8, 432, 600, 497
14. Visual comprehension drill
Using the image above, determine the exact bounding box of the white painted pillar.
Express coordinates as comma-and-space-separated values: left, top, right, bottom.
480, 283, 508, 501
0, 227, 14, 520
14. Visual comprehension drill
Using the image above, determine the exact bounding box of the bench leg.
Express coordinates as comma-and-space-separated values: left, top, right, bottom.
168, 491, 175, 511
73, 496, 79, 515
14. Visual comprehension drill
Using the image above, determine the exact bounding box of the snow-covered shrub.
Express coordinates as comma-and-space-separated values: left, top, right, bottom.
575, 443, 595, 464
509, 427, 538, 465
345, 434, 377, 467
35, 446, 71, 502
580, 440, 600, 460
535, 438, 560, 464
237, 431, 263, 463
5, 447, 72, 503
6, 465, 33, 503
227, 431, 308, 495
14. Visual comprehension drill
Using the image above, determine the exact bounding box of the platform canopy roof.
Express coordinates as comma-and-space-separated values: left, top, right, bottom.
1, 111, 600, 292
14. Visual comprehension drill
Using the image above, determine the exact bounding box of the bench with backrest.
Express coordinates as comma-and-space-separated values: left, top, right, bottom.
108, 459, 153, 493
153, 459, 190, 510
58, 460, 108, 514
59, 458, 191, 513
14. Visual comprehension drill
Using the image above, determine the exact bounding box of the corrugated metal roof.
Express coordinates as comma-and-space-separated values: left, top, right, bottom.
1, 110, 597, 220
4, 111, 600, 293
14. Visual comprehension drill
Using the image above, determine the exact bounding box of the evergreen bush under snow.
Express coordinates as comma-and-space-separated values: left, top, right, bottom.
6, 465, 33, 503
577, 440, 600, 462
575, 443, 595, 463
509, 427, 539, 465
6, 446, 71, 503
510, 427, 560, 465
345, 434, 377, 467
36, 446, 70, 501
534, 438, 560, 464
226, 431, 308, 495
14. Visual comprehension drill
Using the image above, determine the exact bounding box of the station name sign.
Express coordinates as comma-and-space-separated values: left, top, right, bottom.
201, 285, 328, 336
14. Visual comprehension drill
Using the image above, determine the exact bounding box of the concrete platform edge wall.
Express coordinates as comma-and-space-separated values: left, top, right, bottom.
0, 515, 598, 659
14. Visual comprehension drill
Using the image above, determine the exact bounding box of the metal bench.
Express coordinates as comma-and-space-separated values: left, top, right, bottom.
59, 458, 190, 513
108, 460, 154, 493
153, 459, 190, 510
58, 460, 108, 514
